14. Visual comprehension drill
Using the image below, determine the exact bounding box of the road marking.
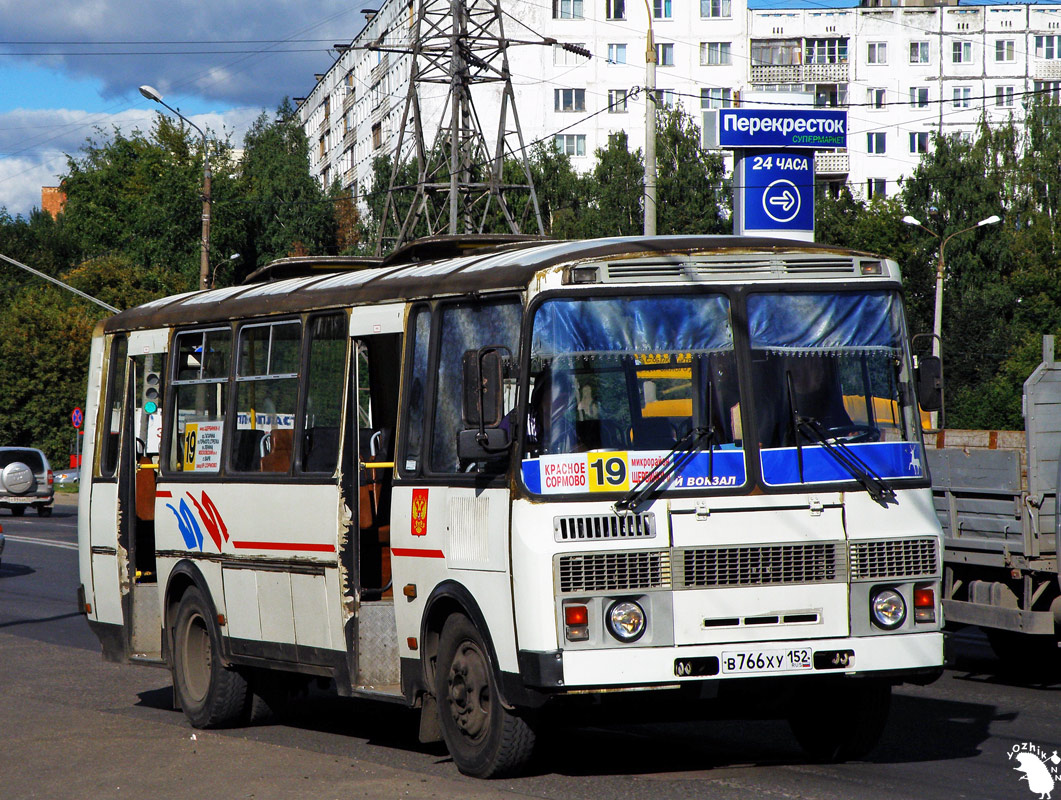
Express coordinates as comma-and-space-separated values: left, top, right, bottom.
2, 535, 77, 551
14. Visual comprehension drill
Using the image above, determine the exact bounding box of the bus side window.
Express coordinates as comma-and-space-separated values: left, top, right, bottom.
302, 313, 347, 473
98, 334, 128, 478
399, 306, 431, 475
168, 328, 231, 473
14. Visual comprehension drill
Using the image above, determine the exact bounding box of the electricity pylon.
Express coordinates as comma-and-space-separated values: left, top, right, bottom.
374, 0, 547, 255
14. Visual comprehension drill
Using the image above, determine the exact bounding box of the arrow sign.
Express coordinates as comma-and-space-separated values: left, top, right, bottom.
737, 151, 814, 235
762, 179, 801, 224
768, 190, 797, 214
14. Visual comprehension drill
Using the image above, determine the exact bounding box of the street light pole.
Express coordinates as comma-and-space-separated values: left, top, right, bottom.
902, 212, 1000, 427
139, 85, 212, 291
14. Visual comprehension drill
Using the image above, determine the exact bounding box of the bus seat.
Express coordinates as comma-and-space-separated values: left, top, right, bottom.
633, 417, 676, 450
232, 429, 265, 471
303, 426, 339, 472
260, 429, 293, 472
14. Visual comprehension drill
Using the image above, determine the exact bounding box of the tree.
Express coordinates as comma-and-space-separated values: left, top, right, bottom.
235, 99, 338, 278
584, 131, 644, 237
654, 106, 729, 235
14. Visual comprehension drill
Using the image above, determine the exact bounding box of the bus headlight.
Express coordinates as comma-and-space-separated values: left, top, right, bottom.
870, 588, 906, 630
606, 600, 646, 642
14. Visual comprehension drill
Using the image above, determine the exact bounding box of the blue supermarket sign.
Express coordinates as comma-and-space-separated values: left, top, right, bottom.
739, 150, 815, 233
718, 109, 847, 150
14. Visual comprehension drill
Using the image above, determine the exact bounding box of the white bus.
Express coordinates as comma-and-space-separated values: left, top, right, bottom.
78, 235, 944, 777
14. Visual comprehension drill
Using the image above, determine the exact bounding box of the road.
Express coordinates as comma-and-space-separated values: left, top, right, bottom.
1, 494, 1058, 800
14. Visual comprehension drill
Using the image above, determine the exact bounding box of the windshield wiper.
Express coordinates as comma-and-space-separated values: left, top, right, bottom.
784, 371, 895, 506
614, 424, 715, 514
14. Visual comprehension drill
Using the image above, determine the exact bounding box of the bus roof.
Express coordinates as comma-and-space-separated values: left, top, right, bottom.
101, 235, 876, 333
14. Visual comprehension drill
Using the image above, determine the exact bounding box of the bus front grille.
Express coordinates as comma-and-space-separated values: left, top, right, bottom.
554, 512, 656, 542
850, 538, 939, 580
676, 543, 846, 588
558, 551, 671, 593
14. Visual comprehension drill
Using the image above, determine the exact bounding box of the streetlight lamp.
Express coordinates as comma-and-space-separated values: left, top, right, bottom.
139, 84, 212, 291
902, 212, 1000, 427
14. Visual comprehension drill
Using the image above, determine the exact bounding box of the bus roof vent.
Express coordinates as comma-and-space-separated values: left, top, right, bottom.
598, 253, 861, 283
554, 512, 657, 543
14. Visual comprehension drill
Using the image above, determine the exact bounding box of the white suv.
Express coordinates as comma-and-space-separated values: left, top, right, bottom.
0, 447, 54, 517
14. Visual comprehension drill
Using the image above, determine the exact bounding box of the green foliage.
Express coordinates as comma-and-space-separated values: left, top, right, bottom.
654, 106, 729, 235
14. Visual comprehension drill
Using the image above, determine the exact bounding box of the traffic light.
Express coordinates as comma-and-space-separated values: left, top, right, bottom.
143, 370, 161, 414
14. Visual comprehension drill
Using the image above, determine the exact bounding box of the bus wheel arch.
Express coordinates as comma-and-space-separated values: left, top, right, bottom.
420, 582, 504, 704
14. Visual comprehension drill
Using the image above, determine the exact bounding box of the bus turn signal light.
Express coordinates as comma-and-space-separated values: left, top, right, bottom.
564, 604, 589, 641
913, 586, 935, 623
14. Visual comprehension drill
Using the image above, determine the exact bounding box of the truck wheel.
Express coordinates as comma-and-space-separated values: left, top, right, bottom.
435, 614, 536, 778
789, 680, 891, 762
171, 587, 248, 728
10, 506, 25, 517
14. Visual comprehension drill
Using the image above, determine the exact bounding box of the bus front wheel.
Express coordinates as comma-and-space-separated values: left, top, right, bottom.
788, 679, 891, 762
435, 614, 536, 778
171, 587, 249, 728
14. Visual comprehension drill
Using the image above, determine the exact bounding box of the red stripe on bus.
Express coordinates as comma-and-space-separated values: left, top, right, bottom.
392, 547, 445, 559
231, 541, 336, 553
156, 491, 172, 498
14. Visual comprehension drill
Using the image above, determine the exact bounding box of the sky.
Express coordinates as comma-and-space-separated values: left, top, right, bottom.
0, 0, 376, 218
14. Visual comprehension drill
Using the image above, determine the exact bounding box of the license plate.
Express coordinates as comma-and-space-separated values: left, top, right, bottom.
721, 648, 812, 674
5, 496, 35, 504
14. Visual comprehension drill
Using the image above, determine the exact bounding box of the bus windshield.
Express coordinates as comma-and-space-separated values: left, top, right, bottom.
522, 294, 745, 495
747, 290, 925, 487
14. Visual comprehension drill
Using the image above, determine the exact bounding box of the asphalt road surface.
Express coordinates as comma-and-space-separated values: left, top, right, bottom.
1, 493, 1058, 800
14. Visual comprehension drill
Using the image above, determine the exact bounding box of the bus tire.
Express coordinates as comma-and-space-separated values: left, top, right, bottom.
171, 587, 248, 728
788, 679, 890, 762
435, 614, 536, 778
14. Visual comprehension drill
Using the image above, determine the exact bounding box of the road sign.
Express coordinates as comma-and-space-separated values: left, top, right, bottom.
71, 407, 83, 429
717, 109, 847, 150
736, 150, 815, 237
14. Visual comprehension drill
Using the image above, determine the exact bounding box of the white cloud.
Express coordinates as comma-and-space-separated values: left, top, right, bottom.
0, 106, 262, 217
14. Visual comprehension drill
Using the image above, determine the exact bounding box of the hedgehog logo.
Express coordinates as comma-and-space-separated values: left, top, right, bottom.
1010, 745, 1061, 799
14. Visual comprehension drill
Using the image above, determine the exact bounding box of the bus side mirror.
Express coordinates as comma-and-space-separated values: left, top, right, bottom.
916, 355, 942, 412
459, 347, 511, 461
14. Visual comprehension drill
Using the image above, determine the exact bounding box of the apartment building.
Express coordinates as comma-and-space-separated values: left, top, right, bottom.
297, 0, 1061, 212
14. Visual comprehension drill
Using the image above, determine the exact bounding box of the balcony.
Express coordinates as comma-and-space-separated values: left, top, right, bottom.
1034, 60, 1061, 80
751, 62, 849, 84
814, 151, 849, 175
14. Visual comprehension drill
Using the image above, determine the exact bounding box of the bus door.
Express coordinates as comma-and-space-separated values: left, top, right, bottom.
118, 329, 167, 658
348, 304, 403, 688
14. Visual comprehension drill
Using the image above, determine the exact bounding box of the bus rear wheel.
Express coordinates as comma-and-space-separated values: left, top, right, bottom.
171, 587, 249, 728
435, 614, 536, 778
788, 679, 891, 762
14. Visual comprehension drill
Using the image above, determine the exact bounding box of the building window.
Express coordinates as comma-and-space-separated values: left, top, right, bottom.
867, 42, 887, 64
1035, 80, 1061, 101
910, 86, 929, 108
1036, 35, 1061, 59
700, 87, 733, 109
807, 38, 848, 65
952, 41, 972, 63
909, 131, 930, 154
554, 42, 590, 66
867, 132, 886, 154
606, 0, 626, 18
752, 39, 800, 65
995, 39, 1015, 62
372, 122, 382, 150
867, 178, 887, 199
607, 43, 627, 64
952, 86, 972, 108
554, 134, 587, 156
553, 0, 584, 19
996, 85, 1015, 107
608, 89, 629, 112
910, 41, 929, 63
554, 88, 586, 112
869, 88, 886, 109
318, 135, 325, 159
813, 83, 847, 107
701, 0, 730, 18
653, 0, 672, 18
653, 89, 678, 108
655, 42, 674, 66
701, 42, 731, 65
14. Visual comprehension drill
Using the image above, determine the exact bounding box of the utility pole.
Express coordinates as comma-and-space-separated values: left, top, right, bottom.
375, 0, 545, 255
643, 0, 657, 236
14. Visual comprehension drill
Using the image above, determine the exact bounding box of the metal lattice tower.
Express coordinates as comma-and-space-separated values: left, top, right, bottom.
374, 0, 545, 255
